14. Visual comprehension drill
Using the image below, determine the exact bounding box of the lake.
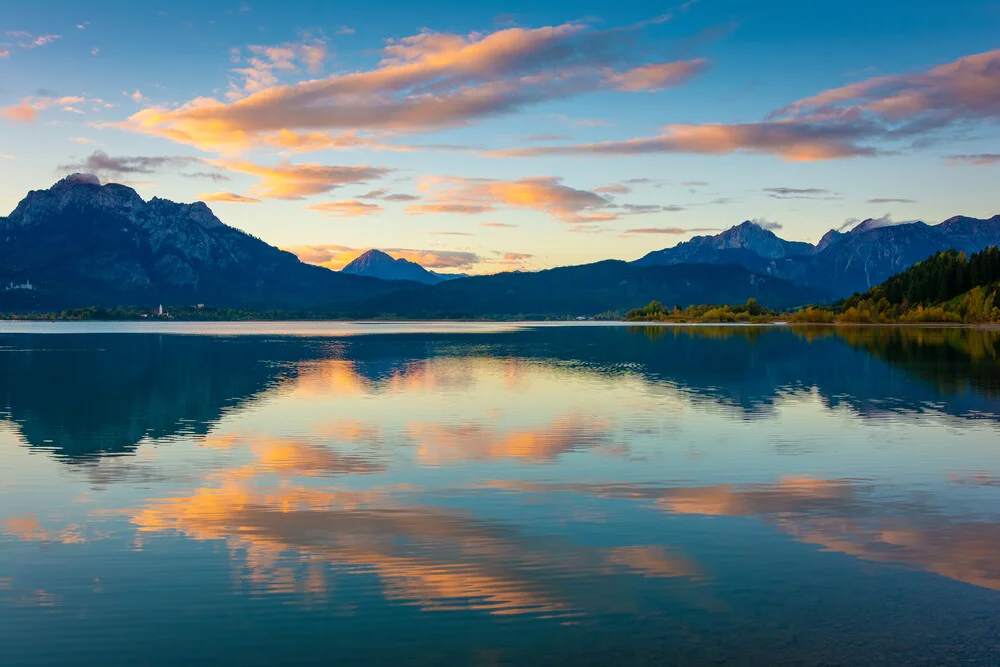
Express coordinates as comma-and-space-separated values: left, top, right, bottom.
2, 323, 999, 666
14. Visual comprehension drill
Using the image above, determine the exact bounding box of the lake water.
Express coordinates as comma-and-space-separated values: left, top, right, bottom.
2, 323, 999, 666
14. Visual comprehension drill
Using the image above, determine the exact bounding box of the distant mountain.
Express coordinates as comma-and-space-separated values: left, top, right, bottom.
345, 260, 830, 318
637, 221, 814, 266
0, 175, 409, 310
342, 249, 445, 285
636, 216, 1000, 297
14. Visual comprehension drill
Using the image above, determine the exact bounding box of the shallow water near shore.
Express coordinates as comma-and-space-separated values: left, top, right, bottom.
2, 323, 999, 665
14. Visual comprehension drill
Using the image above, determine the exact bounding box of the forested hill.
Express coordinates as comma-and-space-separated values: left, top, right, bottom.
831, 247, 1000, 323
850, 247, 1000, 305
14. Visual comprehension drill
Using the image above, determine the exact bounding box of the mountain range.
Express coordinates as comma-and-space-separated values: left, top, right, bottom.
635, 216, 1000, 296
2, 175, 999, 316
0, 174, 407, 310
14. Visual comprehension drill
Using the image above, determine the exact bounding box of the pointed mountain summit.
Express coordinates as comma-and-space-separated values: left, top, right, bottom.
341, 249, 446, 284
0, 175, 405, 310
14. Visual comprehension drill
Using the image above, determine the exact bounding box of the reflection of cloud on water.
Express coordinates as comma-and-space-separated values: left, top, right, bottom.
488, 476, 1000, 591
2, 514, 86, 545
407, 416, 616, 465
122, 437, 702, 616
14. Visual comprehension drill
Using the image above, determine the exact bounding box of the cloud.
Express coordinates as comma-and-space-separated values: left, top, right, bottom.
0, 50, 9, 58
197, 191, 261, 203
773, 48, 1000, 127
111, 20, 708, 152
945, 153, 1000, 165
410, 175, 618, 223
481, 221, 518, 228
0, 94, 104, 123
58, 150, 200, 176
502, 252, 532, 260
5, 31, 61, 49
357, 189, 419, 202
181, 171, 231, 182
307, 200, 384, 217
205, 159, 390, 199
127, 89, 146, 103
430, 231, 475, 236
0, 99, 39, 123
763, 187, 839, 200
523, 133, 572, 142
69, 136, 97, 144
866, 197, 916, 204
228, 36, 329, 99
605, 58, 708, 92
0, 153, 14, 160
751, 218, 782, 230
489, 120, 880, 161
77, 22, 89, 30
493, 48, 1000, 162
623, 226, 717, 234
594, 183, 631, 194
680, 180, 707, 186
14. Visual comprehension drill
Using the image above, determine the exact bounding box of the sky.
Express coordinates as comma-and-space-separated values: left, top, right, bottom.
1, 0, 999, 275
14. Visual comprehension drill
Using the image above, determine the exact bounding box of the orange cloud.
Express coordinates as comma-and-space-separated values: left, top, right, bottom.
198, 191, 262, 203
0, 99, 38, 123
307, 200, 384, 217
411, 175, 617, 223
1, 94, 104, 124
206, 159, 390, 199
606, 58, 709, 92
109, 21, 708, 152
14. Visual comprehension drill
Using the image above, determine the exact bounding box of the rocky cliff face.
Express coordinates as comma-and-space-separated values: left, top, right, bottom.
0, 175, 404, 309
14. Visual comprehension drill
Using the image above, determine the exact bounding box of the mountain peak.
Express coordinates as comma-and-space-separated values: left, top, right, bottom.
342, 249, 443, 284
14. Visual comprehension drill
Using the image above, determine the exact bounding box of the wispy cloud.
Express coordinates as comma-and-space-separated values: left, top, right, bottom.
945, 153, 1000, 165
307, 200, 384, 216
205, 159, 390, 199
623, 226, 717, 234
198, 191, 261, 203
58, 150, 201, 176
763, 187, 839, 200
866, 197, 916, 204
5, 30, 61, 50
410, 175, 616, 223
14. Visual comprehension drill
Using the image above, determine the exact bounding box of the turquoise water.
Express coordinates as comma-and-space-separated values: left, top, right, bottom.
1, 324, 999, 665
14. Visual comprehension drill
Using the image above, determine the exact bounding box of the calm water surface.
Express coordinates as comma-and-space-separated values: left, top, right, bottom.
1, 323, 999, 665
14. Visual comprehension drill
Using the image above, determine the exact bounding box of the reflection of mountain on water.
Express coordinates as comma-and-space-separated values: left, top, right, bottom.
323, 326, 1000, 421
2, 325, 998, 462
0, 335, 321, 460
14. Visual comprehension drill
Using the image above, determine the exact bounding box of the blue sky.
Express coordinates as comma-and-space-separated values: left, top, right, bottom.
1, 0, 999, 273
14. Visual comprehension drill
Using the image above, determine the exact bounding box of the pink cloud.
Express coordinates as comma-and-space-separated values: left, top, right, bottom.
307, 200, 384, 216
198, 192, 262, 203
